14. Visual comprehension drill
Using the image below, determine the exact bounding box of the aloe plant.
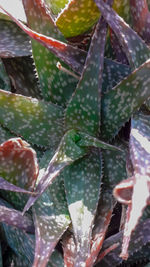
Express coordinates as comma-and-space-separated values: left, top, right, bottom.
0, 0, 150, 266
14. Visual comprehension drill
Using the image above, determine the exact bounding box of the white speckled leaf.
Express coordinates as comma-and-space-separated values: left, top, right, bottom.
31, 149, 70, 267
22, 0, 77, 105
95, 0, 150, 70
46, 0, 68, 15
0, 89, 64, 148
2, 56, 41, 98
56, 0, 100, 37
63, 149, 102, 265
65, 16, 107, 137
114, 111, 150, 259
0, 138, 38, 210
0, 5, 86, 76
0, 19, 31, 58
0, 124, 14, 144
97, 219, 150, 266
23, 129, 88, 214
101, 59, 150, 140
0, 198, 34, 233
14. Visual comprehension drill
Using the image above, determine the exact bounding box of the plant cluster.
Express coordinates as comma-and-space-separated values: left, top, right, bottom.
0, 0, 149, 266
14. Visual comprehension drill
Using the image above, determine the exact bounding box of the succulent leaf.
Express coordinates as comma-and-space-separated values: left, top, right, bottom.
96, 219, 150, 266
114, 111, 150, 259
0, 19, 31, 58
95, 0, 150, 70
0, 6, 86, 76
23, 129, 88, 214
0, 198, 34, 233
22, 0, 77, 105
2, 56, 41, 98
63, 149, 102, 265
101, 59, 150, 140
0, 89, 64, 148
0, 138, 38, 209
56, 0, 100, 38
65, 16, 107, 137
45, 0, 68, 15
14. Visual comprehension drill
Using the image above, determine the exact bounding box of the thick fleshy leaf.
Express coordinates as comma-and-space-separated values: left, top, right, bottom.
101, 59, 150, 140
113, 0, 131, 24
62, 230, 76, 267
0, 89, 64, 147
56, 0, 100, 37
77, 132, 122, 152
95, 0, 150, 70
130, 0, 150, 44
2, 224, 35, 264
0, 138, 38, 209
0, 6, 86, 75
0, 19, 31, 57
63, 149, 101, 265
65, 16, 107, 137
2, 56, 41, 98
0, 59, 11, 91
0, 198, 34, 233
23, 0, 77, 105
87, 143, 126, 266
96, 219, 150, 266
0, 124, 14, 144
23, 129, 88, 214
114, 111, 150, 259
31, 149, 70, 267
46, 0, 68, 15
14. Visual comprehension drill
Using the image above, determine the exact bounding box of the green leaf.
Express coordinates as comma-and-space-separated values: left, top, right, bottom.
56, 0, 100, 37
22, 0, 77, 105
113, 0, 131, 24
31, 149, 70, 267
95, 0, 150, 70
0, 19, 31, 58
0, 124, 14, 144
0, 89, 64, 147
65, 16, 107, 137
46, 0, 68, 15
63, 149, 101, 265
2, 56, 41, 98
23, 129, 88, 214
0, 138, 38, 209
101, 59, 150, 140
0, 59, 11, 91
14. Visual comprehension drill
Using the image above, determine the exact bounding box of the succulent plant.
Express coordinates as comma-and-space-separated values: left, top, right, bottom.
0, 0, 150, 266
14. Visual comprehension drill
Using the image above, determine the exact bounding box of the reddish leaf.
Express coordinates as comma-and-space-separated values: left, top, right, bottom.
0, 5, 86, 75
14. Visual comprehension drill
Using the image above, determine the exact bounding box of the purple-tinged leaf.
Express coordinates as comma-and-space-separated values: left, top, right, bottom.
23, 129, 88, 214
2, 56, 41, 99
96, 219, 150, 266
109, 30, 128, 64
0, 6, 86, 76
114, 111, 150, 259
63, 149, 101, 265
0, 89, 64, 148
23, 0, 77, 105
0, 176, 37, 195
31, 149, 70, 267
95, 0, 150, 70
101, 59, 150, 140
130, 0, 150, 44
0, 137, 38, 209
0, 198, 34, 233
0, 59, 11, 92
56, 0, 100, 38
65, 16, 107, 137
0, 19, 31, 58
113, 0, 131, 24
